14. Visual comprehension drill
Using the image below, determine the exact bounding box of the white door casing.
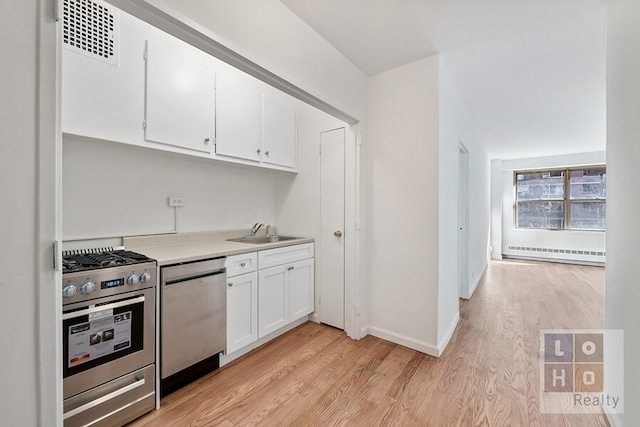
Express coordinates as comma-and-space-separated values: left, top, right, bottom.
458, 143, 470, 299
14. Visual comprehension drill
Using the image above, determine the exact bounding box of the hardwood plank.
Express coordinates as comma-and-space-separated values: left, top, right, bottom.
128, 260, 609, 427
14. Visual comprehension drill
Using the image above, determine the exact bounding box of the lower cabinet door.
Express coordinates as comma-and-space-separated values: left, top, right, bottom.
289, 258, 314, 321
226, 272, 258, 354
258, 265, 289, 338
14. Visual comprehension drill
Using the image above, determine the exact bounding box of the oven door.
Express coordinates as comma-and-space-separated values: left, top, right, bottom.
63, 287, 155, 400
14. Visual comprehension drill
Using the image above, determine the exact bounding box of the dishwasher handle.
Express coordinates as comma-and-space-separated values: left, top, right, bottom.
161, 256, 226, 283
164, 269, 225, 286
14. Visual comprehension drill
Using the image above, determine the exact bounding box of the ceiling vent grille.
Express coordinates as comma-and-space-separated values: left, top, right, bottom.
62, 0, 119, 65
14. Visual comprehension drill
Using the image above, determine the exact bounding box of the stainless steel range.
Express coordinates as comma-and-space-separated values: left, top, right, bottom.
61, 248, 157, 427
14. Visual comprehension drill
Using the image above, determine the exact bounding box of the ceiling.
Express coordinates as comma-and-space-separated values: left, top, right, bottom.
281, 0, 607, 159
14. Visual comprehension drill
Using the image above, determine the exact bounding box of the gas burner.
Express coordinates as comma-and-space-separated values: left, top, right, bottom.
62, 249, 156, 274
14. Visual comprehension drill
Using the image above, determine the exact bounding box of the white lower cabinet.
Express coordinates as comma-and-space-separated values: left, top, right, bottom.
258, 244, 315, 339
258, 265, 289, 338
226, 252, 259, 354
288, 258, 314, 321
226, 271, 258, 354
226, 243, 315, 353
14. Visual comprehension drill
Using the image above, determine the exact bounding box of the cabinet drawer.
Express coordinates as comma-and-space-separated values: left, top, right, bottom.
258, 243, 314, 270
226, 252, 258, 277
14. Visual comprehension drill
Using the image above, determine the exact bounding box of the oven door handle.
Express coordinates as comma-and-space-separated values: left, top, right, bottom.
62, 295, 145, 320
63, 375, 147, 420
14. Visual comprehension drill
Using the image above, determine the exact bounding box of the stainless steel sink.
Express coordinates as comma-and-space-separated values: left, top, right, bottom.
227, 235, 301, 244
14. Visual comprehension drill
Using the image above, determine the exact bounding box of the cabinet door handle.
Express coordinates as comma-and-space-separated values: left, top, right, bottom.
334, 230, 343, 238
240, 262, 246, 267
256, 148, 261, 154
204, 137, 210, 144
228, 282, 233, 287
288, 266, 294, 271
265, 150, 270, 156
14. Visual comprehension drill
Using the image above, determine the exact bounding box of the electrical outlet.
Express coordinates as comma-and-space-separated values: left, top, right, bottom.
168, 197, 185, 207
355, 304, 363, 317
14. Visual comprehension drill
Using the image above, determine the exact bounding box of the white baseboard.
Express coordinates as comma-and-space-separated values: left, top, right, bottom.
464, 262, 488, 299
365, 326, 440, 357
606, 412, 622, 427
219, 316, 309, 367
437, 311, 460, 354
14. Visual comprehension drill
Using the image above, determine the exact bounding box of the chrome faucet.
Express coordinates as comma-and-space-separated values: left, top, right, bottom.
251, 223, 264, 236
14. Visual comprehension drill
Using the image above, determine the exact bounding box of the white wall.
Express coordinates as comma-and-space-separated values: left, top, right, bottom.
0, 0, 39, 424
498, 152, 606, 264
63, 135, 285, 239
365, 56, 441, 354
364, 55, 490, 356
438, 59, 491, 309
146, 0, 368, 121
490, 159, 503, 260
606, 0, 640, 425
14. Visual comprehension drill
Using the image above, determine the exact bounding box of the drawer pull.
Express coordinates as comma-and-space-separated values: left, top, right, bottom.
240, 262, 246, 267
228, 282, 233, 287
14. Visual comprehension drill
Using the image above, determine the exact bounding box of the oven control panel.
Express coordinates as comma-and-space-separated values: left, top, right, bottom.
62, 262, 157, 304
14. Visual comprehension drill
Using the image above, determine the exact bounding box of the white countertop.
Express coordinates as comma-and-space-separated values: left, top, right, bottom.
123, 229, 314, 266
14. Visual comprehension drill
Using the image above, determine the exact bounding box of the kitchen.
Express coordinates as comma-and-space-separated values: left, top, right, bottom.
59, 0, 359, 424
2, 0, 636, 427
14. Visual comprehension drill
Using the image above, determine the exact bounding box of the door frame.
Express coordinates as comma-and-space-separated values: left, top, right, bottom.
344, 123, 361, 339
315, 124, 360, 339
458, 142, 470, 299
39, 0, 63, 424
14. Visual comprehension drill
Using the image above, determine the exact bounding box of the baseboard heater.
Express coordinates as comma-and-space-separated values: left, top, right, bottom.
507, 246, 605, 257
504, 245, 605, 265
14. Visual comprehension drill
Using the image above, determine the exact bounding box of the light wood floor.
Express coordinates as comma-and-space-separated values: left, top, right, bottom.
130, 259, 609, 426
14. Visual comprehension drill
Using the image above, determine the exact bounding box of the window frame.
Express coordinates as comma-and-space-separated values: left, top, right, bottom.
513, 165, 606, 231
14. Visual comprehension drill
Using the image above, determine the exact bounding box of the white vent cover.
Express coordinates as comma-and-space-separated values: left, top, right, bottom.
62, 0, 119, 65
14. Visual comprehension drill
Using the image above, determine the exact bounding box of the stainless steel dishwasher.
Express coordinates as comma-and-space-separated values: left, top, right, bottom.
160, 256, 226, 396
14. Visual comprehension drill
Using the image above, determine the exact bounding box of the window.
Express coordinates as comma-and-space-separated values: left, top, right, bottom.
515, 166, 606, 231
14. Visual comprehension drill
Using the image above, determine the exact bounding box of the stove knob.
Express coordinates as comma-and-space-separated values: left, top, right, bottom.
127, 274, 140, 285
81, 281, 95, 294
140, 272, 152, 283
62, 285, 77, 298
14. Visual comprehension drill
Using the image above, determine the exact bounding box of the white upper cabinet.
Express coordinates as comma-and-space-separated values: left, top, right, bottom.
61, 9, 145, 145
61, 0, 298, 172
262, 88, 297, 169
215, 66, 262, 163
144, 37, 216, 154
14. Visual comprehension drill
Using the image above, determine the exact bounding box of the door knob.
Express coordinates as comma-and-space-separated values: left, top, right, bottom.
334, 230, 342, 238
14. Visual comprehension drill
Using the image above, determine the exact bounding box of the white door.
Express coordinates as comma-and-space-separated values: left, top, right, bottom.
320, 128, 346, 329
458, 144, 470, 298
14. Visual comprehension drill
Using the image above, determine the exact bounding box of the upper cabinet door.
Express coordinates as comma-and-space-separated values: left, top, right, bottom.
215, 67, 262, 162
145, 40, 215, 154
61, 10, 146, 144
262, 89, 297, 169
